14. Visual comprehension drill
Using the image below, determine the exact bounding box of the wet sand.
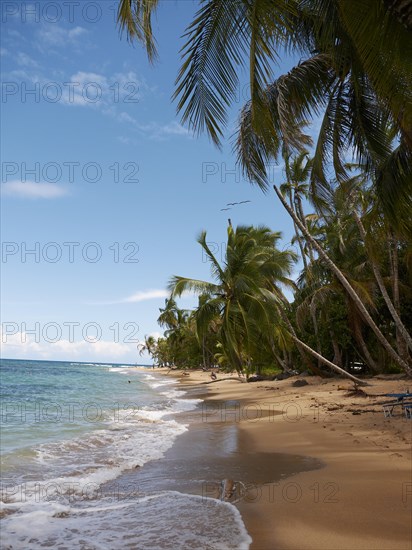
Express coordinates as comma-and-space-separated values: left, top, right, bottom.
165, 372, 412, 550
119, 369, 411, 549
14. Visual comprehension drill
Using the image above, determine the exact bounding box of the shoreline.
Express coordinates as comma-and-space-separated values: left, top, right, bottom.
155, 368, 411, 549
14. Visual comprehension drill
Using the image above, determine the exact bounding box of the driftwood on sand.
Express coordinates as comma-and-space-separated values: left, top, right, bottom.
202, 377, 246, 384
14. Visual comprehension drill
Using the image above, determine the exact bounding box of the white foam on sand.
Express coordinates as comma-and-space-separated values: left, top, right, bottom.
1, 491, 252, 549
1, 370, 252, 549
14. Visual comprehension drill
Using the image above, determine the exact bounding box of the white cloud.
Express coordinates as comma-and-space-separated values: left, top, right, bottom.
1, 330, 133, 362
88, 289, 169, 306
1, 180, 69, 199
16, 52, 38, 67
36, 25, 87, 47
68, 27, 87, 39
71, 71, 107, 86
119, 111, 137, 123
124, 119, 191, 141
116, 135, 138, 145
2, 55, 187, 141
160, 121, 190, 136
123, 289, 169, 303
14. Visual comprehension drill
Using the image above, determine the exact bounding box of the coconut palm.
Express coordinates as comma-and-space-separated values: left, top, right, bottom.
137, 334, 157, 361
346, 178, 412, 356
169, 224, 368, 383
118, 0, 412, 226
280, 152, 314, 269
273, 181, 412, 375
169, 224, 297, 372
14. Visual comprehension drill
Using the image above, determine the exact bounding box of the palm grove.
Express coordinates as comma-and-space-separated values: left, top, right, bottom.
122, 0, 412, 381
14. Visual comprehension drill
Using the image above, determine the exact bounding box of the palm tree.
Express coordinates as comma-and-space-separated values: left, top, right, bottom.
169, 224, 297, 373
157, 297, 193, 366
169, 223, 368, 383
280, 152, 314, 269
273, 183, 412, 376
117, 0, 412, 227
137, 334, 157, 364
347, 180, 412, 356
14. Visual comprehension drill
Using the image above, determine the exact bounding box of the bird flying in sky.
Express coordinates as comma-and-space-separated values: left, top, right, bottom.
226, 200, 251, 206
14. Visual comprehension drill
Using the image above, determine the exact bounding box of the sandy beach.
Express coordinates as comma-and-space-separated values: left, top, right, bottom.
149, 368, 412, 550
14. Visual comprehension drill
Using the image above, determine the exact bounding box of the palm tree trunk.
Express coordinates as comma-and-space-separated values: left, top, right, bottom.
272, 348, 288, 372
389, 232, 410, 360
289, 335, 368, 385
296, 194, 315, 263
329, 328, 343, 368
273, 291, 318, 374
310, 302, 322, 368
274, 302, 361, 381
274, 184, 412, 376
353, 212, 412, 353
352, 311, 380, 373
289, 191, 309, 272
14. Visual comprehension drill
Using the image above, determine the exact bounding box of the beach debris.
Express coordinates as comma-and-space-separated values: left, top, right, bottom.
345, 385, 368, 397
327, 405, 344, 411
247, 374, 265, 382
220, 479, 236, 501
53, 511, 70, 518
275, 372, 292, 380
292, 379, 309, 387
203, 376, 246, 384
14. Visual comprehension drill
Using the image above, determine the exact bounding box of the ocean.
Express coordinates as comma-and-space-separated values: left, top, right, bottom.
0, 358, 251, 549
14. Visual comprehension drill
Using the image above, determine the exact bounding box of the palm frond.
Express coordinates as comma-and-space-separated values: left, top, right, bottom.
337, 0, 412, 127
375, 140, 412, 236
173, 0, 248, 147
236, 54, 333, 188
168, 276, 219, 298
117, 0, 159, 62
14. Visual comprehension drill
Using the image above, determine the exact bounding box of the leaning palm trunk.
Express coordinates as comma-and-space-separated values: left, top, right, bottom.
272, 292, 318, 374
274, 185, 412, 376
288, 191, 309, 272
353, 212, 412, 354
289, 335, 368, 385
274, 302, 364, 383
296, 194, 315, 263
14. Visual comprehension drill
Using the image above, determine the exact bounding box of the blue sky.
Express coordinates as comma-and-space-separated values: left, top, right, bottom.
1, 1, 305, 363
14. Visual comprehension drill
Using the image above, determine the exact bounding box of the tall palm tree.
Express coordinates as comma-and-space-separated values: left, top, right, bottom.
137, 334, 157, 363
157, 297, 192, 366
273, 183, 412, 375
169, 223, 367, 383
280, 152, 314, 270
169, 224, 297, 372
346, 180, 412, 355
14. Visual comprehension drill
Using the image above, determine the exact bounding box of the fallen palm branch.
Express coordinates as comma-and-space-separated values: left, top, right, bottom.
202, 376, 247, 384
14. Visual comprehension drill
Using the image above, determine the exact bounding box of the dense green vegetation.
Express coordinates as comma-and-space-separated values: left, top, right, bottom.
143, 161, 412, 380
118, 1, 411, 378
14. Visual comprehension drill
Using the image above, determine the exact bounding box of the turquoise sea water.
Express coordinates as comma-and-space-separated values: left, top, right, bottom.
0, 358, 251, 549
